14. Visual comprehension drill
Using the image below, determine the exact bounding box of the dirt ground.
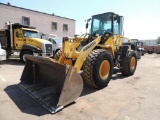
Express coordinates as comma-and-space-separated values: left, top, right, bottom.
0, 54, 160, 120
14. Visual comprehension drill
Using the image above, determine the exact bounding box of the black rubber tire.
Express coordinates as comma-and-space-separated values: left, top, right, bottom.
54, 49, 62, 60
83, 49, 114, 89
120, 51, 137, 76
20, 51, 33, 63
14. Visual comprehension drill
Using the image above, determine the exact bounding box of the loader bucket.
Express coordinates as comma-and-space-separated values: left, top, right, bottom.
18, 55, 83, 113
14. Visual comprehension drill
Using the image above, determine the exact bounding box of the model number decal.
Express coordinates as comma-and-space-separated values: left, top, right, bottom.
83, 41, 96, 51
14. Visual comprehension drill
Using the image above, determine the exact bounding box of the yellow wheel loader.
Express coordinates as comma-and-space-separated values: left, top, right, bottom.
18, 12, 137, 113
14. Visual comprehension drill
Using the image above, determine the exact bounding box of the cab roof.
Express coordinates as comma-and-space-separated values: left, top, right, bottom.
10, 23, 36, 29
21, 28, 39, 32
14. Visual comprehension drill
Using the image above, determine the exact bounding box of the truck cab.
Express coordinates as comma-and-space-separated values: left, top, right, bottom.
0, 22, 53, 62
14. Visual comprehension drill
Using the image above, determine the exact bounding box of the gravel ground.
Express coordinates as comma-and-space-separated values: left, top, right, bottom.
0, 54, 160, 120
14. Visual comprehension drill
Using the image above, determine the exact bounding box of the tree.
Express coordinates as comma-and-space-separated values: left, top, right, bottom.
157, 36, 160, 44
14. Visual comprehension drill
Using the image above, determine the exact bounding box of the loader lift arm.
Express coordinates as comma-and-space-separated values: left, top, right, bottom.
59, 36, 102, 72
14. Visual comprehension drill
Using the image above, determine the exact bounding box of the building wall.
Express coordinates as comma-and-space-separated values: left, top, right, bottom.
139, 39, 157, 46
0, 3, 75, 37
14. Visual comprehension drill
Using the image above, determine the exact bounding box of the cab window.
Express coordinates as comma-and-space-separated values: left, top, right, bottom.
113, 20, 120, 34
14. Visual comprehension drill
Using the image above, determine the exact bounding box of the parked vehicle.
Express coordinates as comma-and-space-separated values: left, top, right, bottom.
0, 22, 53, 62
40, 33, 62, 55
131, 40, 146, 58
47, 35, 62, 55
136, 42, 146, 55
0, 43, 6, 61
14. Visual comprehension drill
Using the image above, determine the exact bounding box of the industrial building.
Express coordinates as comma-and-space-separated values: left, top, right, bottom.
131, 39, 158, 46
0, 3, 75, 37
139, 39, 158, 46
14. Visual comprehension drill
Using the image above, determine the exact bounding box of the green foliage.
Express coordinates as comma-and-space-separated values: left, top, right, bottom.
157, 36, 160, 44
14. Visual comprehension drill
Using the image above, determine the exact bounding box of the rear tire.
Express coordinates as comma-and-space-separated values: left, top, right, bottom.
120, 51, 137, 76
83, 49, 114, 89
54, 49, 62, 60
20, 51, 33, 63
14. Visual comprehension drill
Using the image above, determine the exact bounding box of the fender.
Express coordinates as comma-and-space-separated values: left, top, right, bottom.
22, 44, 42, 53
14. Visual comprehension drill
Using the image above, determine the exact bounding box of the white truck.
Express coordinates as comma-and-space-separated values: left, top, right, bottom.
41, 34, 62, 55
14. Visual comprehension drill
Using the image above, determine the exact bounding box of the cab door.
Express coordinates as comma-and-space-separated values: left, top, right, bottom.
14, 29, 24, 50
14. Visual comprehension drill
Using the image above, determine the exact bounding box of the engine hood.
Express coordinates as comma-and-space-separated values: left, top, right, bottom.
28, 38, 52, 44
57, 43, 62, 48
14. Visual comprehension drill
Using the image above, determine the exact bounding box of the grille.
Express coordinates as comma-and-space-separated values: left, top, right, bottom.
45, 44, 52, 53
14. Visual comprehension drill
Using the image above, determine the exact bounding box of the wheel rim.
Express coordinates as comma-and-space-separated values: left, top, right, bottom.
130, 57, 136, 70
99, 60, 110, 80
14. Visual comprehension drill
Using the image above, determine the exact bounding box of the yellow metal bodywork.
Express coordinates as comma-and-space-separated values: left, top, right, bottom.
13, 28, 49, 50
74, 36, 101, 72
14, 29, 24, 49
58, 34, 131, 73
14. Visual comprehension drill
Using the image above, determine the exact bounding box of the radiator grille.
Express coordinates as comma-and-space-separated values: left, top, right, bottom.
45, 44, 52, 53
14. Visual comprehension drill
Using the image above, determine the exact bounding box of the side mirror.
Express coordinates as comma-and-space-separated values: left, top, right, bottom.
87, 18, 91, 22
16, 31, 19, 38
85, 18, 91, 29
86, 23, 89, 29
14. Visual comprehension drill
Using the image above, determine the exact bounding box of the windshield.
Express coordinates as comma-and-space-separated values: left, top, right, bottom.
49, 36, 62, 43
23, 30, 40, 38
91, 13, 112, 35
55, 36, 63, 43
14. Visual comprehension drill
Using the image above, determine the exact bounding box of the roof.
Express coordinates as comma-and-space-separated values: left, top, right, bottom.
11, 23, 36, 29
92, 12, 117, 17
21, 28, 39, 32
0, 3, 75, 21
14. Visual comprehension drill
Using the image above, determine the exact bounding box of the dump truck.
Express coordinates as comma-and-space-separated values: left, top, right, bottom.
0, 22, 53, 62
18, 12, 137, 113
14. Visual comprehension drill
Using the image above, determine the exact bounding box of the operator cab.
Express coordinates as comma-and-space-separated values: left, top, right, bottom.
90, 12, 124, 36
78, 12, 124, 51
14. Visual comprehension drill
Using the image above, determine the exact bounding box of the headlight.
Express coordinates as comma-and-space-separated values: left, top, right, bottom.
2, 51, 6, 55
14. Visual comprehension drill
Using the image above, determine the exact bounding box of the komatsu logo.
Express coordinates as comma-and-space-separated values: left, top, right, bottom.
83, 41, 96, 51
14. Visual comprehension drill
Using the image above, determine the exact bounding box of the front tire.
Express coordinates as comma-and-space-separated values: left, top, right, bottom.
20, 51, 33, 63
120, 51, 137, 76
83, 49, 114, 89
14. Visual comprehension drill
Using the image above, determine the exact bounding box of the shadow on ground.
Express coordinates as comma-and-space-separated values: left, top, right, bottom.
1, 58, 24, 66
4, 85, 49, 116
111, 67, 127, 80
4, 68, 128, 116
80, 68, 128, 96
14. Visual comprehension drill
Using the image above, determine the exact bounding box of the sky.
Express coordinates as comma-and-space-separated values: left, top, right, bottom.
1, 0, 160, 39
